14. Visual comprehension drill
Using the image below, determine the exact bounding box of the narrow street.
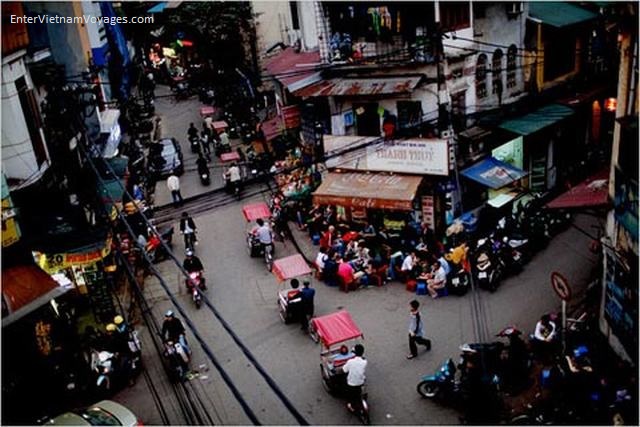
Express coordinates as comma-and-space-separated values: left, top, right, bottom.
113, 93, 602, 425
3, 2, 635, 426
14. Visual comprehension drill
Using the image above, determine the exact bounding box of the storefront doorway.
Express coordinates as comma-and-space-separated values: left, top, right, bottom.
354, 103, 380, 136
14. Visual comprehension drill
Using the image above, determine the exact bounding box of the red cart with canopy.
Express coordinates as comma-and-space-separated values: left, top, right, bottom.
243, 202, 271, 258
271, 254, 312, 324
311, 309, 369, 422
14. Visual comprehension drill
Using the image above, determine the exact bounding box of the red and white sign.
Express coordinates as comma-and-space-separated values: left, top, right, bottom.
551, 272, 572, 301
422, 196, 435, 230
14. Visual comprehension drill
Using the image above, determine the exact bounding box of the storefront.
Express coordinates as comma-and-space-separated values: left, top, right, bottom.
498, 104, 575, 192
32, 235, 116, 324
322, 135, 450, 232
459, 156, 528, 230
312, 171, 423, 230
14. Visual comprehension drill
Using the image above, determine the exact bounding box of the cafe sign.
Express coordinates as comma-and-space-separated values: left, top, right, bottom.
366, 139, 449, 176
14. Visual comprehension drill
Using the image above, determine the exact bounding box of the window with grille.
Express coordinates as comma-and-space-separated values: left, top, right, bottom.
476, 54, 487, 99
492, 49, 503, 95
507, 45, 517, 88
440, 2, 470, 31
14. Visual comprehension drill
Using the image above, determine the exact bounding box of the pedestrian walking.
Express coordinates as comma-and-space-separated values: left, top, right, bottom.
167, 171, 183, 206
407, 299, 431, 359
299, 280, 315, 332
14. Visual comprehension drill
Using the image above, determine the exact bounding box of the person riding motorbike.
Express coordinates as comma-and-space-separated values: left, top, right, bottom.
253, 218, 274, 255
187, 122, 199, 140
183, 249, 206, 290
162, 310, 190, 354
180, 212, 198, 249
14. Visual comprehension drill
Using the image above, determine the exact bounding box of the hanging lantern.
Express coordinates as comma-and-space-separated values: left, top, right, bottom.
605, 97, 617, 112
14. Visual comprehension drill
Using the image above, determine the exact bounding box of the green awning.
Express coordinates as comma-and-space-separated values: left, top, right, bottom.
529, 2, 598, 28
499, 104, 574, 136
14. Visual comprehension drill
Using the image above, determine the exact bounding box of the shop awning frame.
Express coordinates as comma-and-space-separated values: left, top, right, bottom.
499, 104, 574, 136
2, 265, 70, 327
312, 172, 423, 211
529, 2, 597, 28
293, 76, 423, 98
461, 157, 528, 189
546, 169, 610, 209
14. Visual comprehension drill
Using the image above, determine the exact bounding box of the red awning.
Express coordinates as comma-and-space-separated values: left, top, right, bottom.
293, 76, 422, 98
547, 169, 610, 209
242, 203, 271, 222
264, 48, 320, 89
311, 310, 363, 348
272, 254, 312, 281
2, 265, 70, 326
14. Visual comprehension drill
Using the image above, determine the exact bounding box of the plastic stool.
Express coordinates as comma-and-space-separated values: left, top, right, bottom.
416, 282, 427, 295
406, 280, 417, 292
436, 287, 449, 297
312, 234, 320, 245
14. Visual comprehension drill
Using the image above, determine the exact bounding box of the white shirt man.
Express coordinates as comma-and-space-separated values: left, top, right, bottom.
227, 165, 241, 182
401, 253, 416, 272
315, 251, 328, 272
342, 353, 367, 387
255, 219, 273, 245
167, 175, 180, 191
219, 131, 230, 146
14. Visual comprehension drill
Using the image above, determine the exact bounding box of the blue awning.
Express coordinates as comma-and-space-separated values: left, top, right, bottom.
461, 157, 528, 189
147, 2, 167, 13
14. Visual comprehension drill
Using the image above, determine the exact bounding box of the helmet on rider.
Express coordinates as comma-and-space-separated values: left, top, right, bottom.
114, 315, 124, 325
165, 310, 174, 318
185, 249, 194, 257
106, 323, 117, 332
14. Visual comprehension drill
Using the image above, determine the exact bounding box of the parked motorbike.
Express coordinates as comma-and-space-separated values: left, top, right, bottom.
189, 135, 200, 154
186, 271, 207, 309
474, 238, 503, 292
146, 226, 174, 263
197, 158, 210, 186
446, 256, 470, 296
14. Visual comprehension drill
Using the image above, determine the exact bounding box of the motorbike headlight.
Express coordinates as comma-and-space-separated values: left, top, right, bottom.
201, 174, 207, 179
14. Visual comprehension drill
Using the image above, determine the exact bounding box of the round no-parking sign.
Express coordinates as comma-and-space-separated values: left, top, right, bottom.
551, 272, 572, 301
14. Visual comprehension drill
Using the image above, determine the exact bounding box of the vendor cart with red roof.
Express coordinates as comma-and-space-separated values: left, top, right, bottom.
243, 202, 272, 258
272, 254, 312, 325
311, 310, 370, 423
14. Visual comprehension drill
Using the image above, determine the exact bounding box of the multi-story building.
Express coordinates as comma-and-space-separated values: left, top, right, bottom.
266, 1, 619, 233
599, 3, 638, 364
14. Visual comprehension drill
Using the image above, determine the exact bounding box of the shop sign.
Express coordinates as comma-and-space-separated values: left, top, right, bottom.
492, 136, 523, 170
282, 105, 301, 129
366, 139, 449, 176
614, 166, 638, 245
2, 199, 20, 248
422, 196, 435, 230
33, 238, 112, 274
603, 248, 638, 359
